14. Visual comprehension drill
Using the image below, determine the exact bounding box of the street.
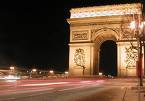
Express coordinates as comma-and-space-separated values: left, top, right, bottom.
0, 77, 143, 101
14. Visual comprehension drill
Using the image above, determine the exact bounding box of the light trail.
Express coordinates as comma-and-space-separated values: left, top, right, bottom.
19, 82, 69, 87
0, 79, 105, 96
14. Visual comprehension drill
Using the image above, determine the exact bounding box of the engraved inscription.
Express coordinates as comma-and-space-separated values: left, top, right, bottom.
72, 30, 89, 40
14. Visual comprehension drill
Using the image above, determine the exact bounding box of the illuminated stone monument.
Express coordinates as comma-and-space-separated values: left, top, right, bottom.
67, 3, 143, 76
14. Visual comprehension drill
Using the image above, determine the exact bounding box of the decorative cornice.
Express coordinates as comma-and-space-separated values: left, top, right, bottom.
69, 43, 95, 46
70, 3, 141, 18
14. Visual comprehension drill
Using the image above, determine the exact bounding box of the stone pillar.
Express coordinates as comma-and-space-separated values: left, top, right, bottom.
69, 43, 95, 76
117, 41, 137, 77
93, 46, 100, 75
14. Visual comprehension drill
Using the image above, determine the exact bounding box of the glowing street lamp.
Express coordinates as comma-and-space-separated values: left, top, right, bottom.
99, 72, 103, 76
10, 66, 14, 70
130, 21, 136, 30
49, 70, 54, 74
32, 69, 37, 72
129, 19, 145, 86
65, 71, 69, 75
29, 69, 37, 78
9, 66, 15, 75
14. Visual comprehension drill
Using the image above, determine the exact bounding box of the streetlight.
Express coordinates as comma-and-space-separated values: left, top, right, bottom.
30, 69, 37, 78
32, 69, 37, 72
65, 71, 69, 75
49, 70, 54, 74
10, 66, 15, 70
130, 18, 145, 87
10, 66, 15, 75
99, 72, 103, 76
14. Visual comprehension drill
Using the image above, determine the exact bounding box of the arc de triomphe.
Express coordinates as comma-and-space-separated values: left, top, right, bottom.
67, 3, 144, 77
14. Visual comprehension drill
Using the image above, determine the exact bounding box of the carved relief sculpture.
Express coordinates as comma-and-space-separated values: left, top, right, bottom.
125, 46, 138, 67
74, 48, 85, 67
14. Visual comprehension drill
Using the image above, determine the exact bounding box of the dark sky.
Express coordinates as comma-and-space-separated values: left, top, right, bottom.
0, 0, 141, 71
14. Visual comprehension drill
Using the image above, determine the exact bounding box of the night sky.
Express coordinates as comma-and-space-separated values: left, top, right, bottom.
0, 0, 141, 71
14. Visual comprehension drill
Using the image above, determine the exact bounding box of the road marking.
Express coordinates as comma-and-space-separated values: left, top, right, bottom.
122, 87, 127, 101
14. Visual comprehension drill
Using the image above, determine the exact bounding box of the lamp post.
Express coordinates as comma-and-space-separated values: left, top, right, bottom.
10, 66, 15, 75
49, 70, 54, 76
32, 69, 37, 72
65, 71, 69, 75
137, 31, 143, 87
130, 15, 144, 87
137, 2, 144, 87
10, 66, 15, 70
30, 69, 37, 78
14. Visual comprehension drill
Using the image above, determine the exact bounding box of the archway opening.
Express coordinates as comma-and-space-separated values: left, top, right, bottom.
99, 40, 117, 76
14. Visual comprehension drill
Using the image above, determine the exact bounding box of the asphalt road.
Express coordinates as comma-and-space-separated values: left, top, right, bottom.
0, 78, 138, 101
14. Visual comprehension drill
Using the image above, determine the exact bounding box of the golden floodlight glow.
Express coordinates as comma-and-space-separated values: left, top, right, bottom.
130, 21, 145, 32
68, 3, 141, 77
121, 48, 127, 67
139, 21, 145, 29
70, 3, 141, 18
71, 9, 139, 18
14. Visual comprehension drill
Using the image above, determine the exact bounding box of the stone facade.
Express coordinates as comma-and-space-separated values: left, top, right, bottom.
67, 3, 144, 76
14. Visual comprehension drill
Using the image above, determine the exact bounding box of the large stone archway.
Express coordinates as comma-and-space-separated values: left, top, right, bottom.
99, 40, 117, 76
67, 3, 143, 77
